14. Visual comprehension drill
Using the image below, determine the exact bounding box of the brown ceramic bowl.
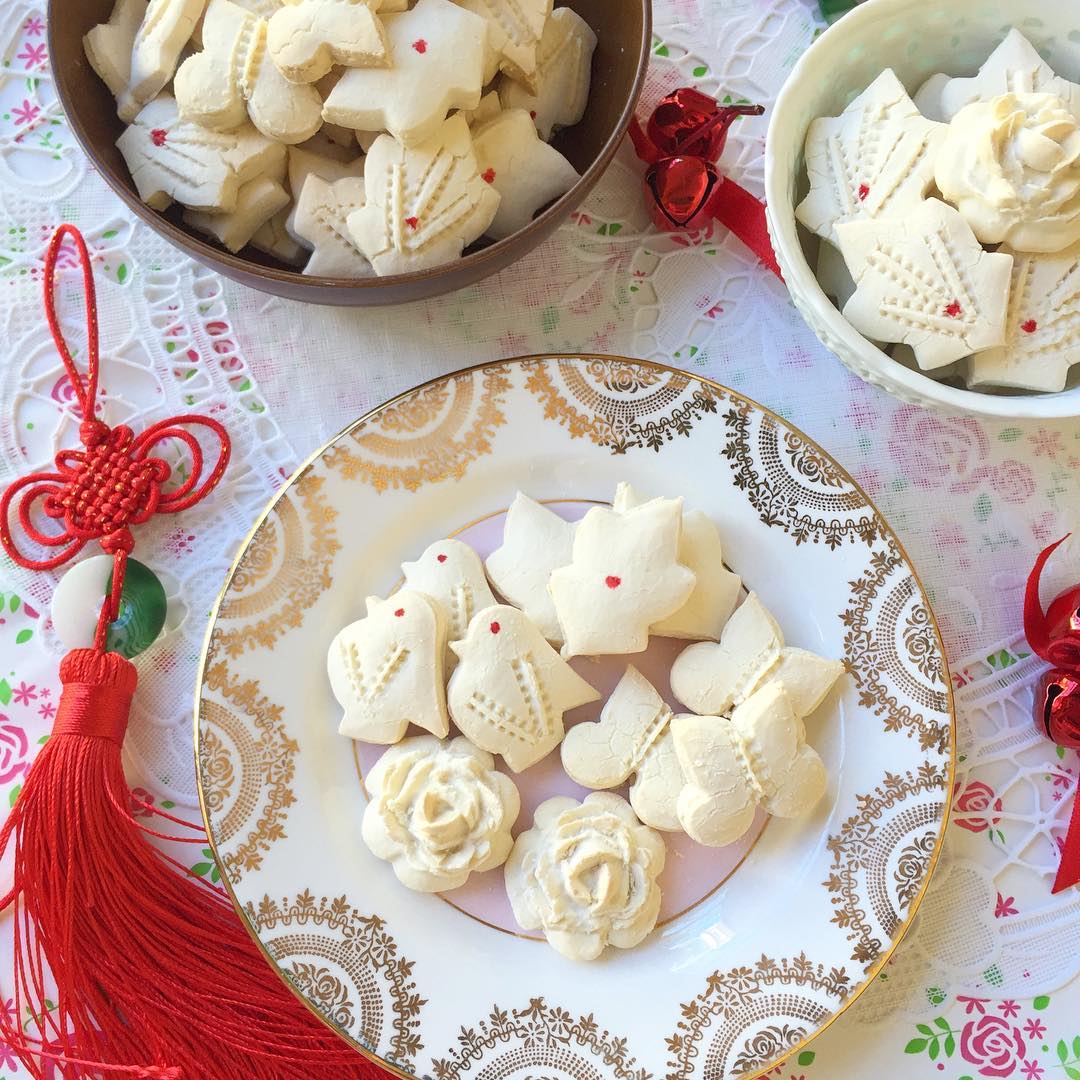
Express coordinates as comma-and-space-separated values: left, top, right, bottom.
48, 0, 650, 306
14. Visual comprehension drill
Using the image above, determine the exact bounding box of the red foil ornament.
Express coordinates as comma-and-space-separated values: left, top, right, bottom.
628, 88, 781, 276
1024, 535, 1080, 893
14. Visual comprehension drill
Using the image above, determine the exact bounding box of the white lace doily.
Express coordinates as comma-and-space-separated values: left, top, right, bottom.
0, 0, 1078, 1070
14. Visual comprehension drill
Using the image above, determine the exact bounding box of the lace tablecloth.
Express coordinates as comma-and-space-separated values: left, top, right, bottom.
1, 0, 1079, 1077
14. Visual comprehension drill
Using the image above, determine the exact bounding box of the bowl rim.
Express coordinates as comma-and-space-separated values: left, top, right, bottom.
763, 0, 1080, 420
50, 0, 652, 294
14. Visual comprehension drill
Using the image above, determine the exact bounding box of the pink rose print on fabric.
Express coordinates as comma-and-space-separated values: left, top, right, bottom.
960, 1014, 1026, 1077
954, 780, 1003, 833
0, 716, 30, 785
887, 407, 1035, 505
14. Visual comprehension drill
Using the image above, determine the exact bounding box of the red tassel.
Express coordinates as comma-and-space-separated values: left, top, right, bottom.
0, 650, 382, 1077
0, 226, 391, 1075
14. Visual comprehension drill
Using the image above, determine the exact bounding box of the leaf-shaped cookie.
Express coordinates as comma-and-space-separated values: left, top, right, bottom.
968, 243, 1080, 392
836, 199, 1013, 370
291, 174, 373, 276
914, 29, 1080, 122
455, 0, 552, 89
346, 114, 500, 275
795, 69, 945, 247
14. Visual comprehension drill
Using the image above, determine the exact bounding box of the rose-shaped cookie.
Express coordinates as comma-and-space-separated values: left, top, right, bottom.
362, 736, 520, 892
505, 792, 665, 960
936, 92, 1080, 252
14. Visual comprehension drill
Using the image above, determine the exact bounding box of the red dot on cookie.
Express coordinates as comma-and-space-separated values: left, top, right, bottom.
481, 167, 496, 183
489, 621, 500, 634
436, 553, 447, 563
1021, 318, 1038, 333
405, 216, 419, 229
394, 608, 405, 617
529, 110, 537, 120
944, 300, 962, 318
605, 575, 621, 589
412, 38, 427, 53
151, 128, 168, 146
857, 183, 869, 201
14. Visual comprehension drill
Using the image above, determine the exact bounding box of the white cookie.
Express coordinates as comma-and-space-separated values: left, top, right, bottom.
612, 482, 740, 641
251, 208, 307, 264
292, 174, 373, 276
670, 591, 844, 719
401, 536, 498, 645
117, 94, 285, 212
673, 682, 826, 847
184, 174, 291, 251
323, 0, 487, 146
561, 665, 673, 789
285, 142, 363, 238
447, 605, 600, 772
84, 0, 148, 100
471, 108, 578, 239
362, 735, 520, 891
455, 0, 551, 89
835, 198, 1013, 370
914, 29, 1080, 123
795, 70, 945, 248
461, 89, 501, 127
118, 0, 207, 121
505, 792, 664, 960
497, 7, 595, 140
968, 243, 1080, 392
484, 492, 575, 643
328, 591, 450, 743
629, 729, 683, 832
346, 115, 500, 275
549, 497, 695, 658
935, 92, 1080, 253
174, 0, 323, 143
267, 0, 389, 84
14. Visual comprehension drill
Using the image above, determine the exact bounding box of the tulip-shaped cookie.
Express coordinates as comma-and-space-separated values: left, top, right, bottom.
456, 0, 550, 88
328, 591, 450, 743
362, 736, 520, 891
612, 482, 741, 641
402, 537, 498, 647
670, 592, 844, 718
562, 665, 684, 833
672, 682, 827, 846
291, 174, 372, 276
267, 0, 388, 84
448, 605, 600, 772
174, 0, 323, 143
485, 492, 576, 643
549, 497, 695, 658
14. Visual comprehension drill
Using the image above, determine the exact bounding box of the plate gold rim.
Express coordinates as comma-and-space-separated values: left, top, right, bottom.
193, 353, 957, 1079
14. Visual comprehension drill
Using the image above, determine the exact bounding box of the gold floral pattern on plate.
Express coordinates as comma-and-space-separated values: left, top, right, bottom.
522, 357, 722, 452
210, 467, 341, 659
432, 998, 649, 1080
324, 365, 512, 492
198, 661, 297, 884
665, 954, 853, 1079
248, 891, 426, 1067
721, 401, 878, 549
843, 546, 951, 754
823, 766, 948, 968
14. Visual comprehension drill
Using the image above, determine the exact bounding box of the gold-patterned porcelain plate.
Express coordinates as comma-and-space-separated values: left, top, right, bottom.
195, 355, 955, 1079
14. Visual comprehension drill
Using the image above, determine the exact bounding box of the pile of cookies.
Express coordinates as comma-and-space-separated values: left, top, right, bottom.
328, 485, 844, 961
798, 29, 1080, 394
83, 0, 596, 275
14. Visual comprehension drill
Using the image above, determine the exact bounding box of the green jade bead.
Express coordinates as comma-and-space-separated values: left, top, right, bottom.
104, 557, 168, 659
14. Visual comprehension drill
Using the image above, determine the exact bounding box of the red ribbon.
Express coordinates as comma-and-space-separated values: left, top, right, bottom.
628, 87, 782, 278
1023, 536, 1080, 893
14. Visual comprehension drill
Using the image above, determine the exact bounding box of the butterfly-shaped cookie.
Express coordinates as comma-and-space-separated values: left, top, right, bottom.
672, 682, 826, 846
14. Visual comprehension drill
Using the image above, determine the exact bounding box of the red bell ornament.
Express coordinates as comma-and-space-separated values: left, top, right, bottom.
628, 88, 781, 276
1024, 535, 1080, 892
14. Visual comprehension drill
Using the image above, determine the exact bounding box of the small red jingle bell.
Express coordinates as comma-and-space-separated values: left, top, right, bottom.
628, 88, 781, 275
1024, 535, 1080, 892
